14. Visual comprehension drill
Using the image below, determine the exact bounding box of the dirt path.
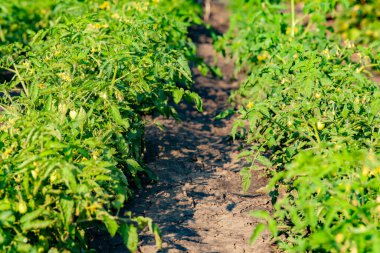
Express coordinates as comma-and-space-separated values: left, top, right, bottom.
131, 3, 272, 253
93, 2, 273, 253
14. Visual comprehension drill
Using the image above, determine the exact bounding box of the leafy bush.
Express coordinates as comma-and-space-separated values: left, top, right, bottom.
0, 0, 202, 251
220, 0, 380, 251
0, 110, 154, 252
252, 148, 380, 252
234, 40, 379, 173
334, 0, 380, 44
0, 0, 57, 46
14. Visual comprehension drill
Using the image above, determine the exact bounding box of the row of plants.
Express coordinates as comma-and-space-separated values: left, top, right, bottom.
334, 0, 380, 44
0, 0, 202, 252
219, 0, 379, 252
0, 0, 56, 46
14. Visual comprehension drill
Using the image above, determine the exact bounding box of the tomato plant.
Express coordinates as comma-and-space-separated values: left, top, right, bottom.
220, 0, 380, 251
252, 148, 380, 252
334, 0, 380, 44
0, 0, 202, 252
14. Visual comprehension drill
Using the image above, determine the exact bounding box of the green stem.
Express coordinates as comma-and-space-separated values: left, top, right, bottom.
13, 64, 29, 97
291, 0, 295, 37
0, 25, 5, 42
357, 63, 380, 73
312, 124, 321, 143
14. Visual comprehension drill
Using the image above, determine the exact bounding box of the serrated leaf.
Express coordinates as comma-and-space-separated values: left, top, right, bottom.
257, 155, 272, 167
240, 167, 252, 192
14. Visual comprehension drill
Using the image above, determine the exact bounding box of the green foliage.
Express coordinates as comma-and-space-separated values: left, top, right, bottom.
221, 0, 380, 251
334, 0, 380, 44
237, 41, 379, 170
270, 148, 380, 252
0, 0, 202, 252
0, 0, 57, 46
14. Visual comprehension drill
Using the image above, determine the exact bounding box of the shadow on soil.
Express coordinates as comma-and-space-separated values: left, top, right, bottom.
89, 1, 272, 253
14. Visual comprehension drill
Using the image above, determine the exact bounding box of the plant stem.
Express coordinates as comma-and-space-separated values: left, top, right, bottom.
357, 63, 380, 73
0, 25, 5, 42
13, 64, 29, 97
312, 124, 321, 144
291, 0, 295, 37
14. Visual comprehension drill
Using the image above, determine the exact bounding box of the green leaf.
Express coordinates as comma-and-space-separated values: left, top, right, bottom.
237, 150, 252, 159
177, 56, 192, 82
110, 105, 130, 130
20, 208, 45, 224
249, 210, 271, 220
61, 167, 77, 193
267, 218, 278, 237
77, 107, 87, 132
120, 223, 139, 252
257, 155, 272, 167
249, 223, 266, 245
152, 224, 162, 249
173, 88, 184, 104
240, 167, 252, 192
126, 159, 144, 174
103, 214, 119, 238
21, 220, 55, 231
60, 198, 74, 229
189, 92, 203, 112
215, 108, 234, 120
341, 104, 349, 119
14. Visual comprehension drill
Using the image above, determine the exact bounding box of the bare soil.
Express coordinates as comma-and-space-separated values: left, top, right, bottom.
90, 1, 273, 253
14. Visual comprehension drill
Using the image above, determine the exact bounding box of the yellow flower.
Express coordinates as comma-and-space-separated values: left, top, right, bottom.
369, 166, 380, 176
100, 1, 111, 10
57, 73, 71, 82
86, 202, 102, 214
2, 147, 13, 159
286, 27, 299, 35
37, 83, 46, 89
246, 101, 254, 109
92, 151, 100, 160
335, 233, 344, 244
257, 51, 269, 61
361, 166, 370, 176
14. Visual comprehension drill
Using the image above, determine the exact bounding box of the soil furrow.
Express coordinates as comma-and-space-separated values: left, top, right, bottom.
93, 2, 273, 253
